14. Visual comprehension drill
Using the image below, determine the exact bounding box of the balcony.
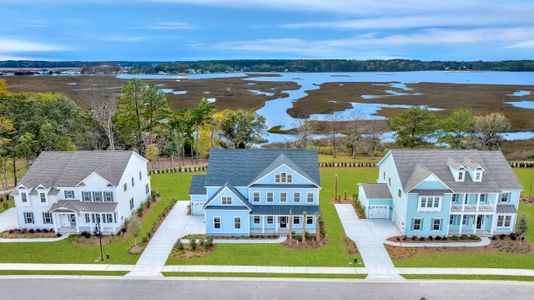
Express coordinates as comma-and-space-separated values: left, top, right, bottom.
451, 203, 495, 213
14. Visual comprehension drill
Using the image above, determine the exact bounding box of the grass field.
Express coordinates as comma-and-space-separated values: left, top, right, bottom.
402, 274, 534, 282
0, 172, 201, 264
162, 272, 366, 279
166, 168, 377, 267
318, 154, 381, 163
0, 270, 128, 276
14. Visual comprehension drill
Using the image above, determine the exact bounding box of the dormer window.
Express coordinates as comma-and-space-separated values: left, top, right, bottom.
474, 168, 483, 182
457, 168, 465, 182
275, 172, 292, 183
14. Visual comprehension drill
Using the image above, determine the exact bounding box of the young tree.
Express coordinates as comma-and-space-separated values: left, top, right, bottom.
315, 212, 320, 242
438, 108, 475, 149
294, 118, 315, 148
302, 211, 307, 243
130, 216, 141, 247
192, 98, 215, 164
326, 112, 343, 158
470, 113, 511, 150
387, 107, 437, 148
145, 143, 160, 169
14, 132, 38, 168
515, 213, 528, 246
218, 110, 267, 148
288, 209, 293, 241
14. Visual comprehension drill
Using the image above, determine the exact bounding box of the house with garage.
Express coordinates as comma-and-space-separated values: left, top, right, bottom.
13, 151, 151, 234
189, 149, 321, 236
358, 150, 522, 237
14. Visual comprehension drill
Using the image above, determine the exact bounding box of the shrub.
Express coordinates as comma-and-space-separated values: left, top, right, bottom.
29, 229, 34, 233
428, 236, 433, 240
411, 236, 417, 241
460, 234, 468, 240
435, 236, 442, 240
36, 229, 42, 233
8, 229, 14, 234
42, 229, 49, 233
468, 234, 478, 240
136, 206, 144, 217
452, 235, 460, 241
175, 240, 184, 251
442, 236, 447, 241
205, 236, 214, 249
395, 236, 400, 241
56, 233, 62, 237
402, 235, 407, 241
190, 238, 197, 251
491, 235, 497, 240
511, 235, 517, 240
500, 234, 505, 240
419, 237, 425, 241
199, 239, 205, 247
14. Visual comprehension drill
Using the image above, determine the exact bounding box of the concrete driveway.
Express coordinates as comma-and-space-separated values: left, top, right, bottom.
335, 204, 401, 279
0, 208, 18, 232
128, 201, 204, 277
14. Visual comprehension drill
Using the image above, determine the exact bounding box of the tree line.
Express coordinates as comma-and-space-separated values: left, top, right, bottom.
0, 78, 267, 188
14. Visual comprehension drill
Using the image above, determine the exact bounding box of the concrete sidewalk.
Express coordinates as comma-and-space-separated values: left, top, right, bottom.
384, 237, 491, 248
127, 201, 204, 277
0, 234, 69, 243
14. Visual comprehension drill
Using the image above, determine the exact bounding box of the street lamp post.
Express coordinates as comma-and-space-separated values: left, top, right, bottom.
95, 221, 104, 262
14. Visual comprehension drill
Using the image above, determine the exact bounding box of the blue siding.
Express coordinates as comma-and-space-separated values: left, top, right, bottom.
205, 209, 250, 236
253, 165, 314, 185
404, 193, 452, 236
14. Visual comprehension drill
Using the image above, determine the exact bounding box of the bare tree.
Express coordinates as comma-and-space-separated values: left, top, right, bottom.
347, 111, 364, 159
326, 112, 343, 158
367, 121, 384, 157
294, 118, 315, 149
77, 76, 119, 150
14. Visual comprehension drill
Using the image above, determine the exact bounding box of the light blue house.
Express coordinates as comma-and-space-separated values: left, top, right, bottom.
189, 149, 321, 236
359, 150, 522, 237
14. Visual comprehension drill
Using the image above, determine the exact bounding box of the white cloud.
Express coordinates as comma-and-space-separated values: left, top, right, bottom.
143, 22, 196, 30
101, 35, 181, 42
0, 37, 67, 52
506, 40, 534, 49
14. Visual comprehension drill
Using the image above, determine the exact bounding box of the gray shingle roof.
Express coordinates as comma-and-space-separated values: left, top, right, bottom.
204, 149, 320, 187
250, 184, 317, 188
20, 151, 136, 188
361, 183, 392, 199
189, 175, 207, 195
496, 204, 517, 214
250, 205, 320, 215
49, 200, 118, 213
389, 150, 522, 193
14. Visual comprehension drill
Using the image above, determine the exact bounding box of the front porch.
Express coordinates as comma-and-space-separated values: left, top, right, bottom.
249, 214, 317, 236
49, 200, 121, 234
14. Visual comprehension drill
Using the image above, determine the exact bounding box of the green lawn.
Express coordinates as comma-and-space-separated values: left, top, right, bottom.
514, 168, 534, 197
402, 274, 534, 282
0, 270, 128, 276
162, 272, 366, 279
0, 173, 201, 264
166, 168, 378, 267
318, 154, 380, 164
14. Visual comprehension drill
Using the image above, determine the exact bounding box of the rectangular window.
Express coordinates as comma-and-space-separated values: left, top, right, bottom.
458, 170, 464, 181
91, 214, 95, 223
462, 215, 468, 225
267, 216, 274, 224
139, 171, 142, 180
398, 189, 402, 197
449, 215, 454, 225
383, 172, 386, 180
114, 212, 117, 223
267, 193, 273, 203
294, 192, 300, 203
281, 173, 287, 183
85, 213, 90, 223
131, 177, 135, 187
234, 217, 241, 229
253, 192, 260, 202
412, 218, 421, 231
433, 218, 441, 231
479, 194, 487, 203
307, 192, 314, 203
452, 194, 458, 203
287, 174, 292, 183
504, 216, 512, 227
106, 214, 113, 223
24, 212, 34, 224
500, 192, 510, 203
21, 192, 27, 203
39, 192, 46, 203
418, 196, 441, 211
42, 212, 53, 224
388, 178, 391, 186
129, 198, 134, 210
254, 216, 260, 224
214, 217, 221, 229
123, 183, 127, 192
280, 192, 287, 203
222, 196, 232, 205
104, 192, 113, 202
64, 190, 75, 199
93, 191, 103, 202
275, 175, 280, 183
95, 213, 101, 223
293, 216, 300, 224
145, 184, 150, 195
307, 216, 313, 225
102, 213, 107, 223
82, 191, 91, 201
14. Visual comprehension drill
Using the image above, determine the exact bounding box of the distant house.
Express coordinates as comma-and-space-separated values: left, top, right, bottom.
359, 150, 522, 237
189, 149, 321, 236
13, 151, 150, 234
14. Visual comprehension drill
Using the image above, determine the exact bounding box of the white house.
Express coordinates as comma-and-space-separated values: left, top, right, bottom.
13, 151, 150, 234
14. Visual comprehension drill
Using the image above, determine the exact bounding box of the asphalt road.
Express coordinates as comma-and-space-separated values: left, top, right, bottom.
1, 277, 534, 300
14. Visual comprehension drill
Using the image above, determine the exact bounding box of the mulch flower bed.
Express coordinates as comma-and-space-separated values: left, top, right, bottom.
1, 229, 58, 239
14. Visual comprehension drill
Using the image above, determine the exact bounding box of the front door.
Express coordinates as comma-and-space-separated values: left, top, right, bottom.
476, 215, 484, 229
69, 214, 76, 227
279, 216, 287, 228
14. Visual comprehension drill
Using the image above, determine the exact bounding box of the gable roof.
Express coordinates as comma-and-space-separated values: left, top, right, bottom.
361, 183, 392, 199
249, 153, 319, 186
203, 182, 252, 210
204, 149, 320, 187
389, 149, 522, 193
189, 175, 207, 195
20, 151, 138, 189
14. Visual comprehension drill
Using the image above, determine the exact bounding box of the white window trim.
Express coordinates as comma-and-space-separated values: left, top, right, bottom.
20, 192, 28, 203
39, 192, 47, 204
213, 216, 221, 230
474, 170, 483, 182
497, 215, 513, 228
234, 216, 241, 229
267, 192, 274, 203
307, 192, 314, 203
417, 196, 441, 212
293, 216, 300, 224
280, 192, 287, 203
222, 196, 232, 205
412, 218, 422, 231
432, 218, 442, 231
267, 216, 274, 224
253, 216, 261, 224
457, 169, 465, 182
253, 192, 260, 202
500, 191, 510, 203
294, 192, 300, 203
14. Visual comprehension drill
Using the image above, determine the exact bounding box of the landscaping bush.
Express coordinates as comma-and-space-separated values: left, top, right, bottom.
500, 234, 506, 240
468, 234, 478, 240
42, 229, 49, 233
199, 239, 205, 248
452, 235, 460, 241
419, 237, 425, 241
411, 236, 417, 241
36, 229, 41, 233
205, 237, 213, 249
402, 235, 407, 241
136, 206, 144, 217
56, 233, 62, 237
190, 238, 197, 251
491, 235, 497, 240
175, 240, 184, 251
511, 235, 517, 240
29, 229, 34, 234
435, 236, 441, 240
442, 236, 447, 241
459, 234, 468, 240
8, 229, 14, 234
396, 236, 400, 241
428, 236, 433, 240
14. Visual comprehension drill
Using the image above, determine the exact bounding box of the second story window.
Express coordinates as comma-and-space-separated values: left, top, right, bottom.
500, 192, 510, 203
139, 171, 142, 180
452, 194, 458, 203
104, 191, 114, 202
457, 168, 465, 182
23, 212, 34, 224
64, 190, 75, 199
267, 192, 273, 203
39, 192, 46, 203
253, 192, 260, 202
280, 192, 287, 202
82, 191, 91, 201
418, 196, 441, 211
93, 191, 103, 202
131, 177, 135, 187
129, 198, 134, 210
222, 196, 232, 205
307, 192, 314, 203
123, 183, 128, 192
474, 168, 483, 182
275, 172, 292, 183
294, 192, 300, 203
20, 192, 27, 203
479, 193, 487, 203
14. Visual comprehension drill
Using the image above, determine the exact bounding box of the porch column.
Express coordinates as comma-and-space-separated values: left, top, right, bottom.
459, 214, 463, 235
473, 214, 477, 234
90, 214, 94, 233
75, 214, 80, 233
261, 215, 265, 234
275, 216, 278, 233
476, 194, 480, 211
462, 194, 467, 212
52, 213, 58, 233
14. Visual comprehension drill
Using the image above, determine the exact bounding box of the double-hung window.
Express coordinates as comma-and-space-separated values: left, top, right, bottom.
20, 192, 27, 203
267, 193, 274, 203
457, 169, 465, 181
129, 198, 134, 210
139, 171, 142, 180
418, 196, 441, 211
412, 218, 422, 231
254, 216, 261, 224
39, 192, 46, 203
253, 192, 260, 202
449, 215, 455, 225
479, 193, 487, 203
234, 217, 241, 229
42, 212, 53, 224
93, 191, 103, 202
85, 213, 91, 223
105, 214, 113, 223
280, 192, 287, 203
307, 192, 314, 203
294, 192, 300, 203
123, 183, 128, 192
222, 196, 232, 205
131, 177, 135, 187
433, 218, 441, 231
281, 173, 287, 183
64, 190, 75, 199
104, 192, 114, 202
267, 216, 274, 224
497, 215, 512, 227
214, 217, 221, 229
293, 216, 300, 224
23, 212, 34, 224
82, 191, 91, 201
500, 192, 510, 203
145, 184, 150, 195
307, 216, 313, 224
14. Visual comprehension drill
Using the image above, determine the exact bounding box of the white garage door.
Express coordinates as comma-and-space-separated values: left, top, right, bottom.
368, 205, 389, 219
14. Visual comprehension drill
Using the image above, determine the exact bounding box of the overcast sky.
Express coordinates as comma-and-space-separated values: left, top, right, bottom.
1, 0, 534, 61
